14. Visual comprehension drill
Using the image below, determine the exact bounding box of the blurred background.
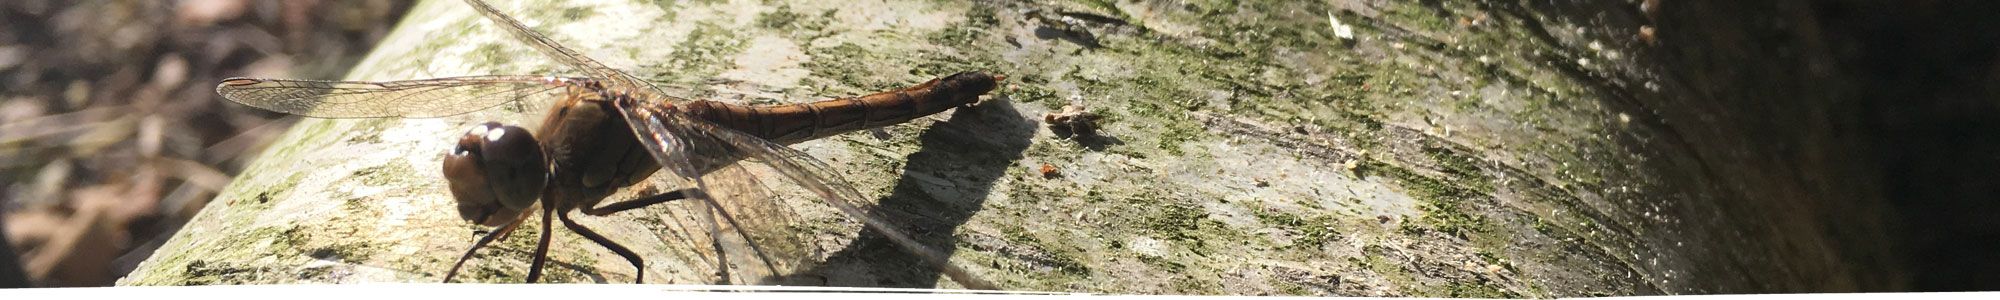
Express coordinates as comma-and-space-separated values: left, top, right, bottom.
1, 0, 1997, 293
0, 0, 410, 287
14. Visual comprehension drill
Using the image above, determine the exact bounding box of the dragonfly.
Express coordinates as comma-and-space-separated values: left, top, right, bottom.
214, 0, 1002, 288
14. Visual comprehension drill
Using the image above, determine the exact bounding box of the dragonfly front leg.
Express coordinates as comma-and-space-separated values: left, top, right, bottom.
579, 189, 690, 216
525, 202, 556, 283
556, 211, 644, 283
443, 213, 526, 283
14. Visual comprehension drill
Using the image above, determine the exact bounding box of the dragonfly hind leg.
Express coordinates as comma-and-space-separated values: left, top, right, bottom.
556, 211, 645, 283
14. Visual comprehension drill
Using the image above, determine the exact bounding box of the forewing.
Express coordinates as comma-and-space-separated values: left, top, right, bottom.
214, 76, 570, 118
460, 0, 680, 103
614, 100, 996, 289
464, 0, 809, 108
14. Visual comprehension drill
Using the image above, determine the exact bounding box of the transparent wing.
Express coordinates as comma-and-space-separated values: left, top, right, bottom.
596, 177, 756, 284
694, 156, 820, 284
214, 75, 572, 118
463, 0, 815, 107
593, 148, 820, 284
614, 100, 997, 289
461, 0, 682, 104
608, 102, 817, 284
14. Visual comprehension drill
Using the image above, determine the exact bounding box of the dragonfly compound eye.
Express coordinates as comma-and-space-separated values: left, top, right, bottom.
441, 121, 548, 227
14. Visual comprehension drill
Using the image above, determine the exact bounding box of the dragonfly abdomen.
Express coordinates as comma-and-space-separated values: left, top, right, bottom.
689, 71, 1002, 145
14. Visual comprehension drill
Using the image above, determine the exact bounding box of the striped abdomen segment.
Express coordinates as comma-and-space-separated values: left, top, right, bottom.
684, 71, 1003, 145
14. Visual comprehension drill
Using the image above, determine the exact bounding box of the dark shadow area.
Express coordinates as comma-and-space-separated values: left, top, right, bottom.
1819, 2, 2000, 291
1636, 0, 2000, 292
1484, 0, 2000, 293
809, 99, 1034, 288
1049, 127, 1122, 151
1067, 134, 1123, 151
1031, 25, 1102, 50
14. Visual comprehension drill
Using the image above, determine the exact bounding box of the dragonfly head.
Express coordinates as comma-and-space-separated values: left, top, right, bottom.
442, 122, 548, 227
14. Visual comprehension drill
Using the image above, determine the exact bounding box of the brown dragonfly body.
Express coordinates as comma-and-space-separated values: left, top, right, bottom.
423, 71, 998, 283
505, 73, 998, 223
217, 0, 1002, 288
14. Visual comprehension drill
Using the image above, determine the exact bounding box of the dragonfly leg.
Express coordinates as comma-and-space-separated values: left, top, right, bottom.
442, 214, 526, 283
556, 211, 644, 283
525, 202, 556, 283
579, 188, 688, 216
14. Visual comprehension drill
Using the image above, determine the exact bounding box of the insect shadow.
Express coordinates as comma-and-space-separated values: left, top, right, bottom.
799, 97, 1035, 287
